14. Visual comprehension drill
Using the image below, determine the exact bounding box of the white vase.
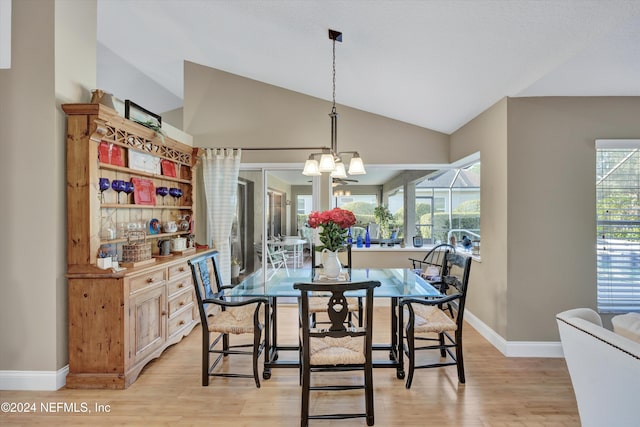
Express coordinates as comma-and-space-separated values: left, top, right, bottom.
322, 248, 342, 279
231, 264, 240, 278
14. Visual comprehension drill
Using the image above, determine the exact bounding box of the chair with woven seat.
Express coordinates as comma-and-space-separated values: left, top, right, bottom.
400, 252, 472, 389
294, 280, 381, 427
310, 244, 362, 327
409, 243, 456, 278
189, 251, 268, 387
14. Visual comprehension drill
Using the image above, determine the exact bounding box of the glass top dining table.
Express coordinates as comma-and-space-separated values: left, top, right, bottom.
226, 267, 442, 298
227, 267, 443, 380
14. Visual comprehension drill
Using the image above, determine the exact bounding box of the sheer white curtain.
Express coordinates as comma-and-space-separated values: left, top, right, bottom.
202, 148, 241, 284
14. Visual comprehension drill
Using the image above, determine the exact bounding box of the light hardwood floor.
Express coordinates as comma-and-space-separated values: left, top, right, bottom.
0, 305, 579, 426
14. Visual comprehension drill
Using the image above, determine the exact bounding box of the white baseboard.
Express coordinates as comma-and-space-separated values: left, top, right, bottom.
464, 310, 564, 358
0, 365, 68, 391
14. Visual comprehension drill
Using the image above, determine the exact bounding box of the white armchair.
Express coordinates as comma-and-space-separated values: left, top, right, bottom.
556, 308, 640, 427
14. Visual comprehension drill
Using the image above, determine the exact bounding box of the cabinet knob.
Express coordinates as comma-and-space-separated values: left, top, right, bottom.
179, 267, 185, 272
179, 301, 185, 306
179, 320, 185, 326
178, 283, 184, 288
147, 277, 154, 283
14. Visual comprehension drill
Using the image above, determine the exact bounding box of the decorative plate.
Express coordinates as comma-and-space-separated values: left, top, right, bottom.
128, 150, 161, 174
131, 177, 156, 205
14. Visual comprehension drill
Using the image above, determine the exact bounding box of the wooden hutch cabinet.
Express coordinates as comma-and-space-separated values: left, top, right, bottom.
63, 103, 212, 389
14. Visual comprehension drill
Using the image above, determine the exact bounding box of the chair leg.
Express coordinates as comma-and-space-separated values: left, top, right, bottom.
202, 331, 210, 386
300, 360, 310, 427
365, 362, 375, 426
310, 313, 316, 328
223, 333, 229, 354
456, 331, 466, 383
405, 324, 415, 389
253, 326, 262, 388
439, 332, 446, 357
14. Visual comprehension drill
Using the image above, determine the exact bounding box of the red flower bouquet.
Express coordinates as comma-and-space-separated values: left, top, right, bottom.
307, 208, 357, 252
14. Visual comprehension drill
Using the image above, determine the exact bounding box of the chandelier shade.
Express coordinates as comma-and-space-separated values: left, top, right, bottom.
302, 157, 321, 176
318, 153, 336, 172
347, 153, 366, 175
330, 161, 348, 179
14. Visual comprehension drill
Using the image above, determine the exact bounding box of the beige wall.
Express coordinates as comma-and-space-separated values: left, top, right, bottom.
0, 0, 96, 373
451, 99, 509, 337
183, 61, 449, 165
506, 97, 640, 340
452, 96, 640, 342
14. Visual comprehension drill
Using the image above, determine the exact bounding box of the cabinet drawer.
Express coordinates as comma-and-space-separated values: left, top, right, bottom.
130, 270, 166, 294
168, 305, 194, 336
168, 275, 193, 297
168, 289, 194, 317
168, 262, 190, 279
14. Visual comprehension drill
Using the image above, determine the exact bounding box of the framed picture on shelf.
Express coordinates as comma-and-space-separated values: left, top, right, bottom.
161, 159, 177, 177
131, 177, 156, 206
98, 141, 124, 166
125, 100, 162, 129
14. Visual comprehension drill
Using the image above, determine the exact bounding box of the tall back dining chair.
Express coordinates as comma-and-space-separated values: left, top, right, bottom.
310, 244, 361, 327
408, 243, 456, 277
400, 252, 472, 389
294, 280, 381, 427
189, 251, 267, 387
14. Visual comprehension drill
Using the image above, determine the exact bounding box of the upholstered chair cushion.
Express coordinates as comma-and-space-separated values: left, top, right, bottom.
612, 312, 640, 343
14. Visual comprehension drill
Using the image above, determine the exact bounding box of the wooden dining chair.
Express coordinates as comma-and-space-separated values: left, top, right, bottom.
409, 243, 456, 277
189, 251, 268, 387
310, 244, 362, 327
400, 252, 472, 389
294, 280, 381, 427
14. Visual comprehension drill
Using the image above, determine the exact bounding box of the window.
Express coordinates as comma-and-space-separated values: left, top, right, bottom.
336, 194, 377, 226
596, 140, 640, 313
415, 162, 480, 248
387, 188, 404, 238
297, 195, 311, 215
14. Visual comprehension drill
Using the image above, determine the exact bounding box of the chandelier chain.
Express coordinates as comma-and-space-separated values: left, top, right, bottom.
332, 38, 336, 112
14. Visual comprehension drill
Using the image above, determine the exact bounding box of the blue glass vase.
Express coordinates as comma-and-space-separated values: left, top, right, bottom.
365, 225, 371, 248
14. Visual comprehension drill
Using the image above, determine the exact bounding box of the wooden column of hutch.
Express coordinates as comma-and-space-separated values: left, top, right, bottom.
64, 103, 211, 389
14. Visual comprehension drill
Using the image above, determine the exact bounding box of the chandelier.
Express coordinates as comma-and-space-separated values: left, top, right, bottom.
302, 29, 366, 178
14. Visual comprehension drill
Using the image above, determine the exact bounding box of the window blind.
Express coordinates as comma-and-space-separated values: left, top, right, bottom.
596, 140, 640, 313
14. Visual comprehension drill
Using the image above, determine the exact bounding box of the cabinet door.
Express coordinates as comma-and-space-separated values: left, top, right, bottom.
130, 285, 166, 364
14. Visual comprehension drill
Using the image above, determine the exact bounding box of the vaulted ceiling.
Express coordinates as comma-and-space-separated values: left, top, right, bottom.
97, 0, 640, 135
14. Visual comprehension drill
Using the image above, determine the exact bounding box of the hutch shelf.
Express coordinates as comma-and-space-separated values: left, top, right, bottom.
63, 103, 210, 389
